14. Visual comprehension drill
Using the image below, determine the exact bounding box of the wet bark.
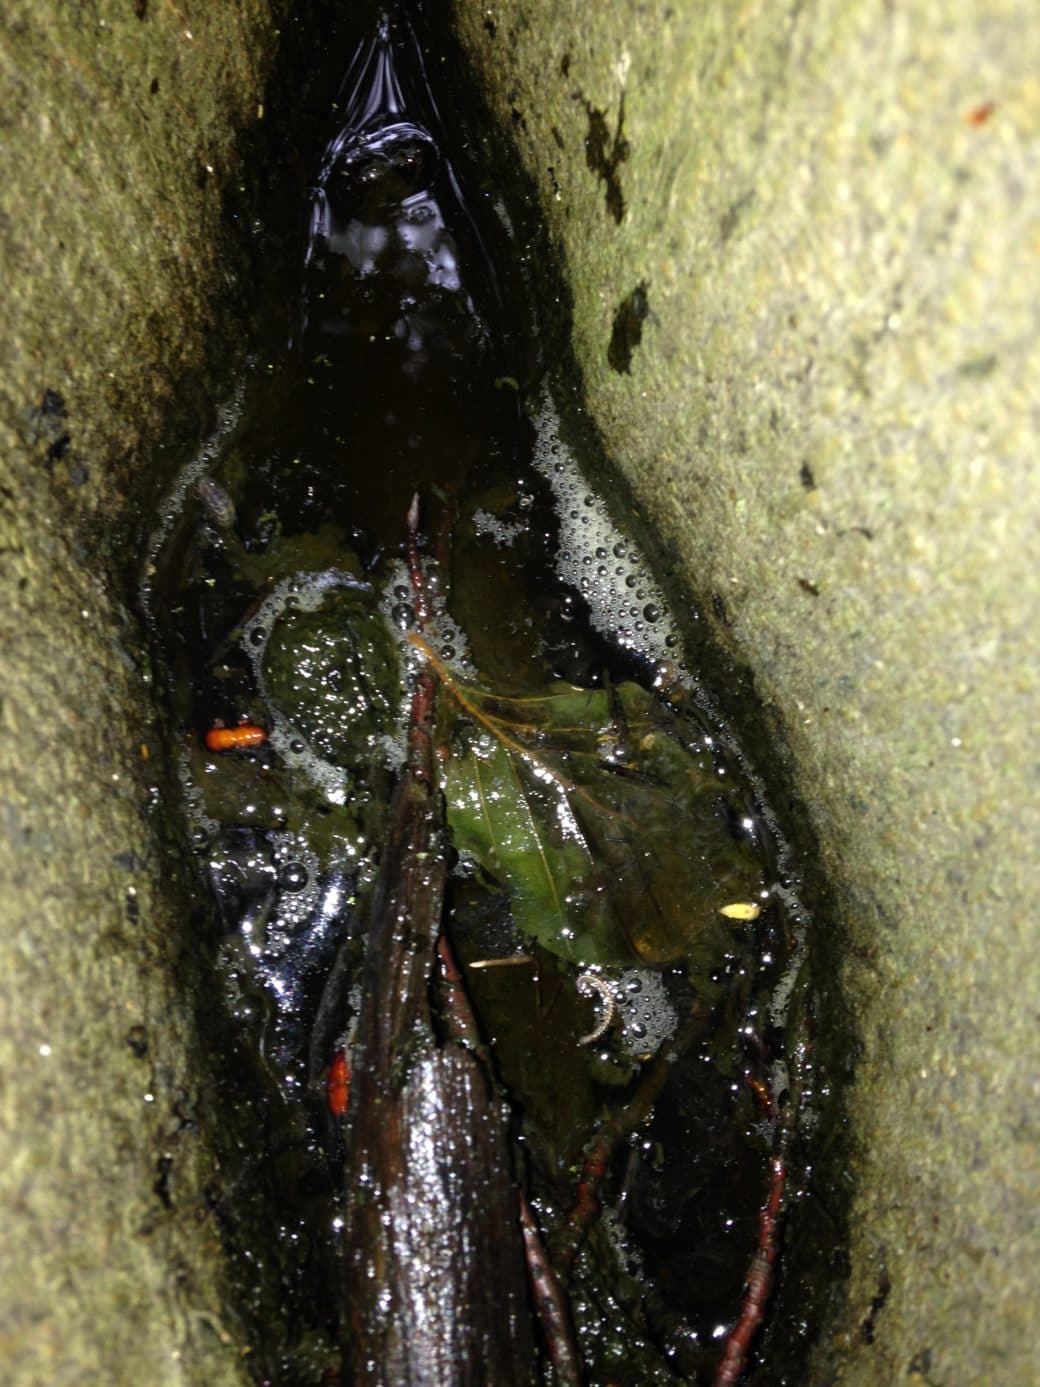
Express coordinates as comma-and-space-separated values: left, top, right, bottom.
341, 670, 535, 1384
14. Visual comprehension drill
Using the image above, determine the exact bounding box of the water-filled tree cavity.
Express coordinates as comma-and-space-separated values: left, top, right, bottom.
143, 7, 811, 1383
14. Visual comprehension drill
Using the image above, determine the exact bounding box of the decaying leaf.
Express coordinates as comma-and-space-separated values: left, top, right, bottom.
412, 637, 764, 967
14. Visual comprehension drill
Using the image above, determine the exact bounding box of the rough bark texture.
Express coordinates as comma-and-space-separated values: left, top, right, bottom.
342, 683, 535, 1384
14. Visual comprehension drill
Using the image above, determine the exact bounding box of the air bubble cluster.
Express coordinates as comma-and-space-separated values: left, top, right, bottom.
470, 506, 526, 548
613, 968, 678, 1057
600, 1207, 646, 1280
240, 569, 378, 807
377, 558, 476, 679
531, 387, 688, 678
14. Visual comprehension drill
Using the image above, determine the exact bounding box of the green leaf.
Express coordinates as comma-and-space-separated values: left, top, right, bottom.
414, 638, 765, 967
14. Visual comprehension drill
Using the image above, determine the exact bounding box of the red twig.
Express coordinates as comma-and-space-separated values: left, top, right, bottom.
405, 490, 431, 628
551, 999, 709, 1279
745, 1072, 777, 1122
519, 1195, 582, 1387
435, 935, 485, 1057
712, 1148, 786, 1387
551, 1128, 614, 1278
403, 492, 437, 783
326, 1046, 351, 1117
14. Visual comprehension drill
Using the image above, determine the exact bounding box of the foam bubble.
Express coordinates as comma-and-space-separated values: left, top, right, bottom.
376, 558, 476, 682
614, 968, 678, 1057
177, 747, 219, 842
240, 569, 376, 807
531, 386, 687, 679
141, 373, 248, 615
267, 831, 322, 931
533, 385, 812, 1051
470, 507, 525, 549
600, 1206, 646, 1280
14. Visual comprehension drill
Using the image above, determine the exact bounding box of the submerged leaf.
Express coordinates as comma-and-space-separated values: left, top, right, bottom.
413, 638, 764, 967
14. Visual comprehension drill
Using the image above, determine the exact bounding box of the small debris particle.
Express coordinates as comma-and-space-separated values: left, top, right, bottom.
965, 101, 995, 127
468, 955, 535, 970
581, 93, 628, 224
608, 281, 651, 374
154, 1154, 174, 1209
956, 352, 998, 379
327, 1048, 351, 1116
720, 902, 762, 921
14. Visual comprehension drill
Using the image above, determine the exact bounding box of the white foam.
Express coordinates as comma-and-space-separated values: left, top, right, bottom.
531, 385, 812, 1045
470, 506, 525, 549
141, 373, 248, 616
600, 1206, 645, 1279
613, 967, 678, 1057
530, 384, 687, 679
240, 569, 377, 807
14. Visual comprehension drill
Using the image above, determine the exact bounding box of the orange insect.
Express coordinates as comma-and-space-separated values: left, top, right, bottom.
327, 1047, 351, 1117
204, 723, 268, 752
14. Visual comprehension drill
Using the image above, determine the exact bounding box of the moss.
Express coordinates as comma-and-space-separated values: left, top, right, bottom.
0, 3, 291, 1381
449, 0, 1040, 1381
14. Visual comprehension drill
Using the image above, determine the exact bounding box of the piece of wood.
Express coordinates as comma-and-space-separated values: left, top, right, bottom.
341, 630, 535, 1381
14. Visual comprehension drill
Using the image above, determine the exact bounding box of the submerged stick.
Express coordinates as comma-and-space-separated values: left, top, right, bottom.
712, 1067, 789, 1387
437, 936, 582, 1383
551, 997, 710, 1279
519, 1196, 582, 1387
341, 499, 535, 1385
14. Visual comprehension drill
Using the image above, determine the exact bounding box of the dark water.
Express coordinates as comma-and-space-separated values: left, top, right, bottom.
143, 7, 809, 1383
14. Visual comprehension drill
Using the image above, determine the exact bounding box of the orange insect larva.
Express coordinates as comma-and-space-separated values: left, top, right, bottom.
204, 723, 268, 752
327, 1047, 351, 1117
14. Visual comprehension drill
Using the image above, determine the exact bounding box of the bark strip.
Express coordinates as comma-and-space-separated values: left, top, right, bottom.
341, 527, 534, 1384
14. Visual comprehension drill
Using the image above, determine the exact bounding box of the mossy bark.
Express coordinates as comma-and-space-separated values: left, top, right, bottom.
0, 4, 286, 1382
447, 1, 1040, 1383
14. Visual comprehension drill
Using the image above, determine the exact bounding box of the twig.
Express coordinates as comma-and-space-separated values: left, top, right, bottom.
712, 1146, 786, 1387
435, 935, 485, 1056
439, 919, 582, 1383
341, 496, 535, 1380
519, 1196, 583, 1387
405, 490, 431, 628
550, 998, 709, 1278
467, 954, 536, 970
